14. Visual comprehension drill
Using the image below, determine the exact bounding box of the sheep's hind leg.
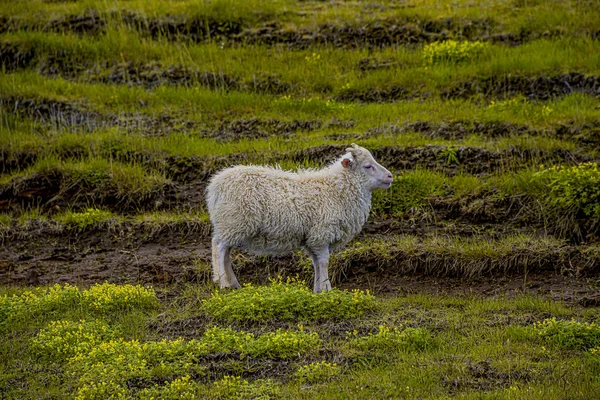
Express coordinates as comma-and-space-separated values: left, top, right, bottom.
310, 246, 331, 293
217, 240, 241, 289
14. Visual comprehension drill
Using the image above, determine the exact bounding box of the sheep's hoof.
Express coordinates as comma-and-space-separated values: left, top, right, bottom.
319, 281, 332, 292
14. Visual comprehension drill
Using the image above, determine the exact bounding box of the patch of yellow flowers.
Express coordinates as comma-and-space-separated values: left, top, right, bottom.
423, 40, 488, 65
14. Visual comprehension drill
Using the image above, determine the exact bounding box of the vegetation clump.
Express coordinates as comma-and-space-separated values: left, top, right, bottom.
56, 208, 115, 229
349, 325, 434, 352
0, 283, 158, 328
533, 318, 600, 350
295, 361, 341, 384
423, 40, 488, 65
203, 278, 374, 322
535, 163, 600, 217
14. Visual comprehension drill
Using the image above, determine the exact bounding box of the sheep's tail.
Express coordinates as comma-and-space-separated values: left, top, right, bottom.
211, 237, 219, 283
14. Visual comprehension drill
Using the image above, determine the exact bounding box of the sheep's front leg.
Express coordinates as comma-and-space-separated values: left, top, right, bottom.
215, 239, 241, 289
310, 246, 331, 293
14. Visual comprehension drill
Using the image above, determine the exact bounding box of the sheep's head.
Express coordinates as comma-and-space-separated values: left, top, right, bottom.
341, 144, 393, 191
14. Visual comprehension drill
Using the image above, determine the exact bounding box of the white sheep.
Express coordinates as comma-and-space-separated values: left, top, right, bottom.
206, 144, 393, 293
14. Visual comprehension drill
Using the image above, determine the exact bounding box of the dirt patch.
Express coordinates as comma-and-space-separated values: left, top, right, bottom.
367, 120, 600, 146
1, 96, 108, 131
375, 145, 591, 176
124, 13, 244, 42
238, 17, 498, 48
87, 62, 239, 90
89, 63, 293, 94
1, 222, 599, 305
334, 86, 420, 103
443, 360, 533, 393
47, 10, 106, 34
0, 171, 174, 214
445, 73, 600, 100
0, 42, 37, 71
1, 150, 39, 175
369, 120, 537, 140
204, 118, 322, 142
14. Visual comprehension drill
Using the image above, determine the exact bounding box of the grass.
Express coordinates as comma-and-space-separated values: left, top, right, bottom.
1, 1, 599, 397
1, 282, 599, 398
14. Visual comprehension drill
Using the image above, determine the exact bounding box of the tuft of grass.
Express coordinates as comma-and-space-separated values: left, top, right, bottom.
55, 208, 116, 229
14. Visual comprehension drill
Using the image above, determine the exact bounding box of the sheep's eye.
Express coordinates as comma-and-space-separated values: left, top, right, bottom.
364, 164, 372, 169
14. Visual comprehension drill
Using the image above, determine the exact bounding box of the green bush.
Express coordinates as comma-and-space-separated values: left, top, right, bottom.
136, 376, 200, 400
423, 40, 488, 65
30, 319, 118, 361
203, 278, 374, 322
349, 325, 434, 352
1, 283, 82, 327
0, 283, 158, 329
534, 163, 600, 216
82, 282, 159, 313
295, 361, 341, 384
247, 328, 321, 359
212, 375, 281, 400
533, 318, 600, 350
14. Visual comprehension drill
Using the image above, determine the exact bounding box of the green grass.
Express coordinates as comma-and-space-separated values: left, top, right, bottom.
1, 282, 599, 398
1, 1, 599, 398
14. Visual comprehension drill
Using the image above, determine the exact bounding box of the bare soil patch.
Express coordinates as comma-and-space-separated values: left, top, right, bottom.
1, 223, 598, 305
444, 73, 600, 100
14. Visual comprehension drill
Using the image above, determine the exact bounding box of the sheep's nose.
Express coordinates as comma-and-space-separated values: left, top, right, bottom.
387, 172, 393, 179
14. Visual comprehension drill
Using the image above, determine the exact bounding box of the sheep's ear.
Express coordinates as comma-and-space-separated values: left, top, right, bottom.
341, 158, 353, 168
346, 143, 360, 159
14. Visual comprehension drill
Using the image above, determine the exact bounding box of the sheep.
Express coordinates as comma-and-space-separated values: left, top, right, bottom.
205, 144, 393, 293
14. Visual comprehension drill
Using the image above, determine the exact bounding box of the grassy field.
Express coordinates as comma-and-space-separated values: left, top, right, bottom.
1, 0, 600, 398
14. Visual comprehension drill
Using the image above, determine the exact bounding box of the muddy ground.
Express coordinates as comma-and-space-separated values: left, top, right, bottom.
1, 219, 599, 305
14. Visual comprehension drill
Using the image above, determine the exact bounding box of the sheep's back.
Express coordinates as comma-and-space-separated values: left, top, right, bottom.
206, 166, 309, 253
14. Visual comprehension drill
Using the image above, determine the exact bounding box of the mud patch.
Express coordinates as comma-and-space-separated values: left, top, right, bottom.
0, 42, 37, 71
126, 13, 244, 42
238, 17, 497, 48
88, 62, 239, 90
1, 96, 108, 131
368, 120, 536, 140
375, 145, 592, 176
47, 10, 106, 34
334, 86, 421, 103
443, 360, 533, 393
0, 170, 174, 214
204, 117, 322, 142
445, 73, 600, 100
2, 222, 599, 306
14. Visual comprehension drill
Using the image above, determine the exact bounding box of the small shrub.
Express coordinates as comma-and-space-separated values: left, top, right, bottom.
533, 318, 600, 350
201, 326, 254, 354
56, 208, 115, 229
423, 40, 488, 65
203, 278, 374, 322
212, 375, 280, 400
82, 282, 159, 313
30, 319, 118, 361
349, 325, 434, 352
137, 376, 200, 400
74, 380, 128, 400
1, 284, 82, 326
295, 361, 341, 384
247, 328, 321, 359
1, 283, 158, 327
534, 163, 600, 216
